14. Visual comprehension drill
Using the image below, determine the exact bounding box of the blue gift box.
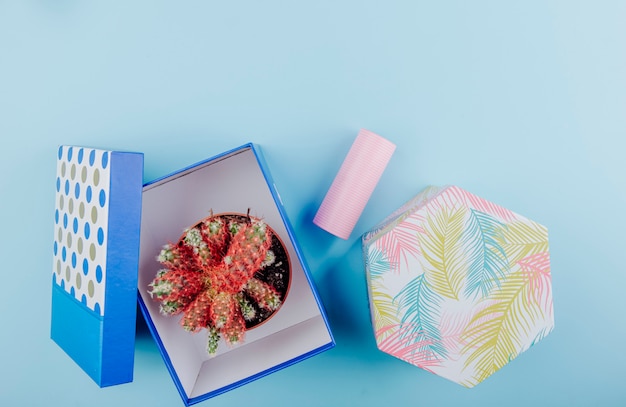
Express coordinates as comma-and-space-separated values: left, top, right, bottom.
51, 146, 143, 387
51, 143, 335, 404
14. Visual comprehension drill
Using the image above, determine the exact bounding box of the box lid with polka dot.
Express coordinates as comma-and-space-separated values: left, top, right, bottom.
51, 145, 143, 387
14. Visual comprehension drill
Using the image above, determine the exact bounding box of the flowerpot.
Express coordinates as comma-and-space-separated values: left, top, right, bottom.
148, 211, 291, 355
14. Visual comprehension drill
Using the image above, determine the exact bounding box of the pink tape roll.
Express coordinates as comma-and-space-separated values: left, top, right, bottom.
313, 129, 396, 240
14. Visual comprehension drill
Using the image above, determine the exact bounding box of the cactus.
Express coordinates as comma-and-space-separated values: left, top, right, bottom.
149, 213, 288, 356
148, 268, 204, 315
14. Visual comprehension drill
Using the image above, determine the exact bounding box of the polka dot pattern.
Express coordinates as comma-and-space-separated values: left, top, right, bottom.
53, 146, 110, 316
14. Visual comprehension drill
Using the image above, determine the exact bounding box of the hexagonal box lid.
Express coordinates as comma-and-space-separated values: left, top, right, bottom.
362, 185, 554, 387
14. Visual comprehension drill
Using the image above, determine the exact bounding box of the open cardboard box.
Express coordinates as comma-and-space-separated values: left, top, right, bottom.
50, 143, 334, 403
137, 144, 334, 404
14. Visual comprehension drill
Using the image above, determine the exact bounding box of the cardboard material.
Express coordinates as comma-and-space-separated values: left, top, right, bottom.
138, 144, 335, 405
51, 146, 143, 387
51, 143, 334, 403
363, 185, 554, 387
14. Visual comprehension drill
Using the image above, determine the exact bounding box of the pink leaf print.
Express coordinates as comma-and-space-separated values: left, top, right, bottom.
376, 324, 442, 370
376, 217, 425, 273
445, 186, 517, 223
438, 309, 473, 358
518, 251, 553, 317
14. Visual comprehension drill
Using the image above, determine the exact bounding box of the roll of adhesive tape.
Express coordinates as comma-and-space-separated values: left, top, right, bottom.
313, 129, 396, 239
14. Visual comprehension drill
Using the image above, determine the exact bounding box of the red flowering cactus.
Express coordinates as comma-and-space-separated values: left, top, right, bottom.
148, 213, 284, 355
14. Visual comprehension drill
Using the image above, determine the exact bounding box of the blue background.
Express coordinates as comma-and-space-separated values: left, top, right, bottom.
1, 1, 624, 406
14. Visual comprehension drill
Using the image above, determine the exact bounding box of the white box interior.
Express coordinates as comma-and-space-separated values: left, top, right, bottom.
138, 147, 332, 399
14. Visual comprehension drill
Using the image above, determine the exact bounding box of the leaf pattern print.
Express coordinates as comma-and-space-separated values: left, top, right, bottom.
377, 218, 423, 273
438, 306, 474, 357
518, 251, 553, 317
376, 323, 442, 370
365, 247, 399, 335
460, 270, 541, 385
498, 221, 549, 266
395, 273, 447, 360
463, 209, 509, 298
418, 205, 467, 300
371, 285, 399, 336
446, 186, 517, 222
366, 246, 395, 279
363, 185, 554, 387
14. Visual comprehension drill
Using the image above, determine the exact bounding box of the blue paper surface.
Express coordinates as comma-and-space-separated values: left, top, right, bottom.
1, 2, 625, 406
51, 147, 143, 387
